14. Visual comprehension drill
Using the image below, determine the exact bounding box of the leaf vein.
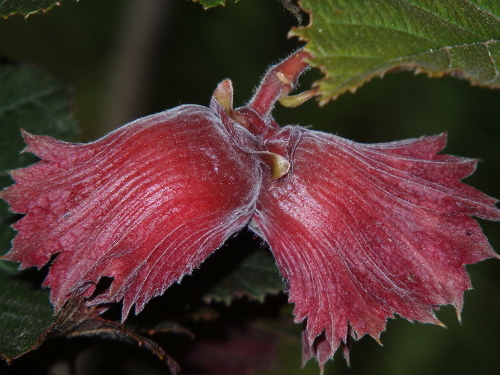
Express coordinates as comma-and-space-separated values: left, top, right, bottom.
0, 85, 60, 116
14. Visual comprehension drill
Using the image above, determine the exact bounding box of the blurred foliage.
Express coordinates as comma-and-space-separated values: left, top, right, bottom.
202, 242, 284, 305
0, 271, 54, 362
192, 0, 239, 9
0, 0, 499, 374
0, 63, 79, 174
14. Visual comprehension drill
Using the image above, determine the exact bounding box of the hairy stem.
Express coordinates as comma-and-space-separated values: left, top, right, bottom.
247, 49, 312, 118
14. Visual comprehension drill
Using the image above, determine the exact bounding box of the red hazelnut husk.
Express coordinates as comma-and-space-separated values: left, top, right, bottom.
2, 49, 499, 369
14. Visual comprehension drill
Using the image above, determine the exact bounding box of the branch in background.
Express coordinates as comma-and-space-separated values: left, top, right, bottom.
103, 0, 172, 134
277, 0, 304, 25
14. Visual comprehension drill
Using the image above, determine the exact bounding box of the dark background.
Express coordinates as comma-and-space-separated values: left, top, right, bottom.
0, 0, 499, 374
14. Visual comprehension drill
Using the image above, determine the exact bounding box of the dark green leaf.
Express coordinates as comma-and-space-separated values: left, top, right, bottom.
0, 63, 79, 361
204, 249, 284, 305
0, 63, 79, 256
291, 0, 500, 103
191, 0, 239, 10
0, 270, 54, 362
0, 0, 76, 18
0, 63, 79, 174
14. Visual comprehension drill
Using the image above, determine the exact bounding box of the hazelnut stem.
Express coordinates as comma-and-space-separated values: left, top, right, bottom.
247, 48, 313, 118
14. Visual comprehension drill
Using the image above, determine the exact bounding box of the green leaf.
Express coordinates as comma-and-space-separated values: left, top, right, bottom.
291, 0, 500, 103
204, 249, 284, 305
0, 63, 79, 175
0, 270, 54, 362
0, 63, 79, 256
0, 63, 79, 361
191, 0, 239, 10
0, 0, 76, 18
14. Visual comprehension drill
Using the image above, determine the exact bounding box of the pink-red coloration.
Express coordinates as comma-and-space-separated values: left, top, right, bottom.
2, 107, 262, 318
254, 130, 500, 366
2, 49, 499, 369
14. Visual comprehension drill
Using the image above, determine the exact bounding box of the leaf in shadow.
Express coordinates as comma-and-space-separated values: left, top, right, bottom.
41, 296, 180, 374
0, 268, 54, 363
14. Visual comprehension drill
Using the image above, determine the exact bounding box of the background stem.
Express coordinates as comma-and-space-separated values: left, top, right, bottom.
103, 0, 172, 133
